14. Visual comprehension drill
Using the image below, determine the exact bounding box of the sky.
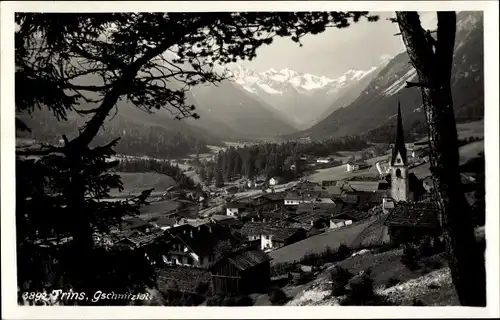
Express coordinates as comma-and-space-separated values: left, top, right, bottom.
236, 12, 438, 78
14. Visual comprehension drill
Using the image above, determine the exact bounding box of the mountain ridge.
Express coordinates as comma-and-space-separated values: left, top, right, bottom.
288, 11, 484, 141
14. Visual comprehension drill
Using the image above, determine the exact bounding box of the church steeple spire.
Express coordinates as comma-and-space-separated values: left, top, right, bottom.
391, 101, 407, 166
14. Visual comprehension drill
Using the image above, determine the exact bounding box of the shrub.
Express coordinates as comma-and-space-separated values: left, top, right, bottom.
206, 294, 224, 306
295, 271, 315, 285
386, 277, 400, 288
330, 266, 354, 296
401, 244, 420, 271
234, 295, 253, 306
344, 269, 375, 305
221, 296, 236, 306
337, 243, 352, 260
417, 237, 434, 257
432, 237, 446, 253
412, 298, 425, 306
421, 256, 443, 272
195, 282, 210, 296
268, 287, 287, 305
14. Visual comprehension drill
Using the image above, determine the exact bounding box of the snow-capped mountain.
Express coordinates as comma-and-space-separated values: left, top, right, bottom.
227, 65, 381, 129
294, 11, 484, 141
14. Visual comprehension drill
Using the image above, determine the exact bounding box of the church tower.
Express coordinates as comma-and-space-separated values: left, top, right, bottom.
390, 102, 409, 202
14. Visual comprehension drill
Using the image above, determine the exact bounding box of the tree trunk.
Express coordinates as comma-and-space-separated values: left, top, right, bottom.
396, 11, 485, 306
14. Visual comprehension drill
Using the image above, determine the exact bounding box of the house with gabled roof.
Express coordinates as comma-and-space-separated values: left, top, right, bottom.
383, 200, 441, 244
239, 222, 307, 251
161, 223, 235, 268
120, 217, 155, 233
284, 190, 334, 206
226, 202, 250, 217
210, 246, 271, 295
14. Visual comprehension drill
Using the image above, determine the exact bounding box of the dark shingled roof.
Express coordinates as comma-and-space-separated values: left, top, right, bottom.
170, 223, 234, 256
391, 102, 408, 166
239, 222, 304, 241
296, 203, 340, 216
321, 180, 339, 187
345, 181, 390, 192
212, 246, 271, 272
117, 229, 165, 247
157, 266, 212, 294
333, 209, 371, 221
261, 192, 286, 201
226, 202, 248, 209
324, 185, 343, 196
120, 217, 153, 230
384, 201, 441, 228
289, 212, 330, 224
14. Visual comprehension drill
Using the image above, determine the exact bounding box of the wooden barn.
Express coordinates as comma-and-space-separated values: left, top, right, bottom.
210, 246, 271, 295
383, 200, 442, 244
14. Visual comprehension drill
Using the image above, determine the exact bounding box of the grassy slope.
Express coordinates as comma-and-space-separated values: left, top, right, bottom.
287, 249, 457, 306
411, 140, 484, 179
268, 217, 378, 264
110, 172, 177, 196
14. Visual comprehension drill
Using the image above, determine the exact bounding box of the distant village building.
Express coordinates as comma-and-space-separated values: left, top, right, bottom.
346, 161, 368, 172
269, 177, 280, 186
422, 175, 435, 193
246, 180, 256, 189
224, 186, 239, 195
239, 222, 307, 251
284, 191, 334, 206
382, 197, 395, 214
322, 180, 338, 187
226, 202, 249, 217
260, 227, 307, 251
316, 157, 332, 164
120, 217, 155, 233
329, 218, 353, 229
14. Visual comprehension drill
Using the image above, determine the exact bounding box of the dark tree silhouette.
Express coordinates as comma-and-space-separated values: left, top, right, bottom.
15, 12, 379, 303
396, 11, 485, 306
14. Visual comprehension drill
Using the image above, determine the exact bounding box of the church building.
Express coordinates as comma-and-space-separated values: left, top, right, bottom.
390, 102, 411, 202
382, 102, 425, 213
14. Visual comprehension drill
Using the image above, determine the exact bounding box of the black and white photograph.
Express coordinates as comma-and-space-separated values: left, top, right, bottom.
1, 1, 499, 318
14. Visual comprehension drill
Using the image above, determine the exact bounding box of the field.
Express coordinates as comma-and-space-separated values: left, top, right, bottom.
414, 119, 484, 145
110, 172, 176, 197
309, 139, 484, 182
410, 140, 484, 179
456, 119, 484, 139
307, 164, 380, 183
268, 217, 379, 264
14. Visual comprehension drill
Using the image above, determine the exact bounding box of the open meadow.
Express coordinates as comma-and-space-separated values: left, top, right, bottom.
269, 217, 379, 265
411, 140, 484, 179
309, 139, 484, 182
110, 172, 176, 197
